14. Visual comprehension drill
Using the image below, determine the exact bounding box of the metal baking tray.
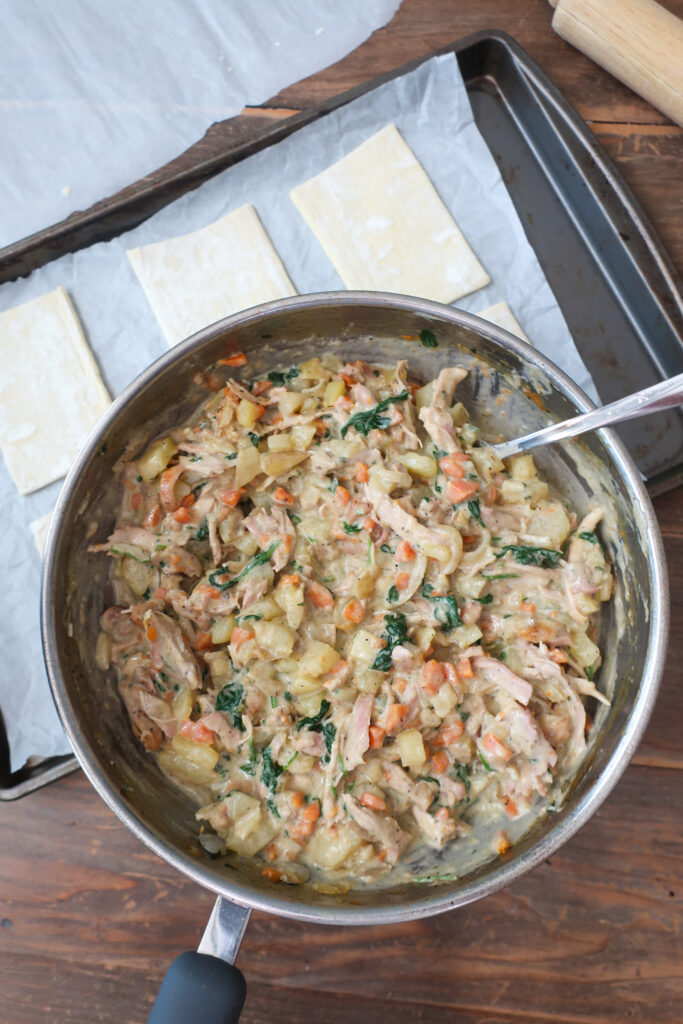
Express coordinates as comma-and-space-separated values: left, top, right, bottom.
2, 29, 681, 797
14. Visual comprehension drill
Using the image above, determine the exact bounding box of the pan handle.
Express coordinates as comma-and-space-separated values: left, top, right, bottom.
147, 951, 246, 1024
148, 898, 251, 1024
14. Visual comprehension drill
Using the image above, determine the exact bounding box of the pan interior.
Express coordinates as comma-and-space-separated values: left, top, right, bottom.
44, 295, 661, 922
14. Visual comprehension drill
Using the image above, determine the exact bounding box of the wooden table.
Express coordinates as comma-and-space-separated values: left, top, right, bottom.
2, 2, 682, 1021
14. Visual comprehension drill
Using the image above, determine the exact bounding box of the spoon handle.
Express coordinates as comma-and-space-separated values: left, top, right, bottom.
492, 372, 683, 460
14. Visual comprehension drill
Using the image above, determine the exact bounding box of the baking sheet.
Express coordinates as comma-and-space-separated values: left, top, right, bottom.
0, 51, 597, 772
0, 0, 401, 249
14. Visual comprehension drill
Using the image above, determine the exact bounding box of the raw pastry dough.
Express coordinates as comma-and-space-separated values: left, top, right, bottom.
30, 511, 52, 556
0, 287, 111, 495
290, 124, 489, 302
475, 301, 529, 343
128, 204, 297, 347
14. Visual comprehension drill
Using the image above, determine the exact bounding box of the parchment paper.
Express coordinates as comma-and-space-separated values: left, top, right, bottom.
0, 53, 598, 772
0, 0, 401, 249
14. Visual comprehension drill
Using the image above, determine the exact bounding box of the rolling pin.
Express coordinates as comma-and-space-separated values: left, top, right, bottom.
548, 0, 683, 127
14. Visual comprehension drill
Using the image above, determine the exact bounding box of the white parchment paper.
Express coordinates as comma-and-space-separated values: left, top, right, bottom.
0, 53, 598, 771
0, 0, 401, 249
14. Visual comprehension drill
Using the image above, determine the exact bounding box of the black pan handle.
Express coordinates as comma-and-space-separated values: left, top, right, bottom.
147, 951, 246, 1024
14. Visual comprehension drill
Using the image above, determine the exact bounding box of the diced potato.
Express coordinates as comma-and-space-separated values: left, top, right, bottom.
457, 575, 487, 599
299, 641, 340, 678
575, 593, 600, 616
500, 478, 549, 506
470, 448, 505, 477
415, 382, 434, 410
347, 629, 379, 666
570, 630, 601, 668
237, 398, 262, 429
224, 818, 278, 858
234, 443, 261, 488
226, 792, 262, 840
95, 632, 111, 671
431, 682, 458, 718
328, 438, 362, 459
460, 422, 479, 447
526, 503, 571, 548
138, 437, 178, 482
121, 555, 151, 596
323, 379, 346, 406
279, 391, 304, 416
355, 669, 384, 695
414, 626, 436, 652
290, 424, 317, 450
206, 651, 231, 680
159, 744, 218, 787
172, 686, 193, 721
304, 823, 363, 869
398, 452, 438, 480
274, 579, 305, 630
233, 533, 259, 556
450, 401, 470, 427
289, 675, 324, 696
397, 729, 427, 767
172, 733, 218, 768
509, 454, 537, 481
293, 691, 326, 718
253, 619, 295, 659
244, 596, 282, 621
452, 624, 483, 647
298, 357, 328, 380
420, 709, 441, 728
301, 396, 321, 414
368, 464, 412, 494
267, 432, 293, 451
260, 450, 309, 477
210, 616, 236, 645
353, 568, 378, 600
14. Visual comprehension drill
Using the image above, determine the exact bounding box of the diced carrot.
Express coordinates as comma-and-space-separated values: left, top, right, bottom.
308, 581, 334, 608
265, 842, 278, 862
251, 404, 265, 421
340, 373, 356, 388
396, 541, 416, 562
336, 485, 351, 505
392, 676, 408, 695
441, 663, 461, 687
439, 455, 466, 479
368, 725, 385, 749
142, 731, 162, 752
143, 503, 162, 528
180, 492, 196, 508
230, 626, 254, 649
131, 491, 142, 511
519, 601, 536, 614
281, 573, 301, 586
483, 732, 512, 762
179, 719, 214, 744
153, 587, 167, 601
193, 631, 213, 652
548, 648, 569, 664
196, 584, 221, 599
438, 720, 465, 746
355, 462, 369, 483
262, 867, 282, 882
435, 807, 450, 824
400, 334, 416, 341
385, 704, 409, 734
502, 795, 520, 819
173, 507, 193, 524
282, 534, 294, 555
360, 792, 386, 812
363, 517, 377, 533
252, 380, 271, 396
494, 830, 512, 855
445, 478, 479, 503
420, 659, 446, 695
290, 790, 304, 811
290, 800, 321, 845
336, 395, 353, 412
457, 657, 474, 680
462, 535, 478, 545
272, 414, 284, 425
343, 599, 365, 624
217, 487, 245, 507
486, 483, 497, 504
273, 486, 294, 507
145, 626, 157, 643
220, 352, 248, 367
396, 572, 411, 590
160, 467, 180, 512
431, 750, 450, 774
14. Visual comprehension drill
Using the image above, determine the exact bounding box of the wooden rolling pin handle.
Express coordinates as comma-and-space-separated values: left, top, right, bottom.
548, 0, 683, 128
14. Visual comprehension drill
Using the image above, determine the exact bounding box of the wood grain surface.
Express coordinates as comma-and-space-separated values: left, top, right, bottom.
2, 2, 682, 1022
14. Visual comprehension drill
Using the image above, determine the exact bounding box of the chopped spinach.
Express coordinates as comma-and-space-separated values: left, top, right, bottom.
295, 699, 331, 733
224, 452, 238, 461
467, 499, 484, 527
452, 763, 471, 797
482, 573, 520, 580
195, 519, 209, 542
477, 751, 493, 772
473, 593, 493, 605
497, 544, 562, 568
266, 367, 300, 386
208, 543, 279, 591
343, 522, 361, 534
419, 328, 438, 348
261, 747, 283, 798
247, 431, 260, 448
287, 511, 302, 525
387, 585, 399, 603
421, 583, 462, 630
341, 390, 409, 438
372, 613, 408, 671
269, 695, 277, 709
579, 531, 598, 545
215, 681, 245, 732
586, 664, 596, 681
240, 739, 257, 775
379, 543, 393, 554
321, 722, 336, 764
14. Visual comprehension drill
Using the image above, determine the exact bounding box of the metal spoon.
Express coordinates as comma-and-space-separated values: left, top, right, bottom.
490, 372, 683, 460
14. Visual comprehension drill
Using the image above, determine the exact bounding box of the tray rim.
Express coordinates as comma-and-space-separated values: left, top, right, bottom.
2, 28, 681, 795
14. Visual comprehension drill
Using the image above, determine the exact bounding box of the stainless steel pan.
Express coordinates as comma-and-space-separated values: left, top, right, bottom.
41, 293, 668, 1023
